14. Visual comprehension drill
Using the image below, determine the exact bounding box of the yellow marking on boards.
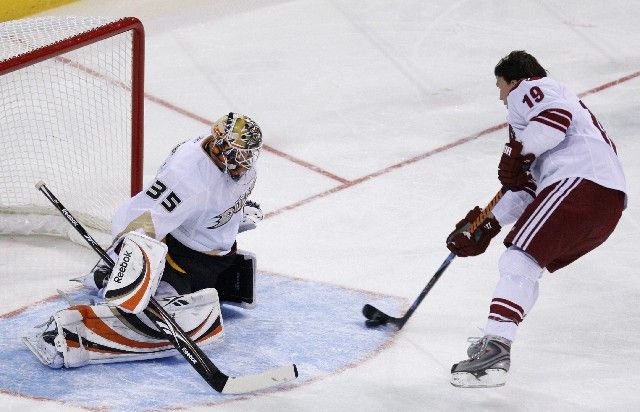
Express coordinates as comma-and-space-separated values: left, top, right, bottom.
1, 0, 80, 22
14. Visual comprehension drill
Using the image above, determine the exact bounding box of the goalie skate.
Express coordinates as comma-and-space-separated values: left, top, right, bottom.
450, 335, 511, 388
22, 318, 64, 369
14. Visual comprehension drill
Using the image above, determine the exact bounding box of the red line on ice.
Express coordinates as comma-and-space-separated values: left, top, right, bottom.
265, 70, 640, 219
142, 70, 639, 219
143, 93, 350, 184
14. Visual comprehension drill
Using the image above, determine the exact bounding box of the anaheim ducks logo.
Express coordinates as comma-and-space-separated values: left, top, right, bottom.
206, 180, 255, 229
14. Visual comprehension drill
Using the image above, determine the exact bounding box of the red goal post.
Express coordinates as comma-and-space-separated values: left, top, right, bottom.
0, 16, 144, 244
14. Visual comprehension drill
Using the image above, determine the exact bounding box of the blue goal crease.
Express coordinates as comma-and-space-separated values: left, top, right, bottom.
0, 273, 403, 411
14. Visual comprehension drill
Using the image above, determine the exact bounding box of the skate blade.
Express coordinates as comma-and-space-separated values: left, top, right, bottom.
450, 369, 507, 388
69, 273, 100, 291
22, 335, 63, 368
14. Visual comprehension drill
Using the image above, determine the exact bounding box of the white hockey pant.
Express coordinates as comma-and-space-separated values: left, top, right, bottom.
484, 247, 544, 342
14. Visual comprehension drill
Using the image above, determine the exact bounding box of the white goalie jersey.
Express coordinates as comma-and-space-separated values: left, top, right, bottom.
111, 134, 257, 254
505, 76, 626, 198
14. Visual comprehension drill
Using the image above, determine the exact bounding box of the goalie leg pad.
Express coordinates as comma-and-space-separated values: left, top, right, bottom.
23, 288, 223, 368
215, 250, 256, 308
103, 232, 168, 314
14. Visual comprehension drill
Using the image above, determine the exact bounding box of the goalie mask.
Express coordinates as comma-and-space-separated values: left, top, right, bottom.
211, 113, 262, 180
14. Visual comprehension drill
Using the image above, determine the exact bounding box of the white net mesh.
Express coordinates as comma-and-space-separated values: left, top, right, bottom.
0, 16, 142, 239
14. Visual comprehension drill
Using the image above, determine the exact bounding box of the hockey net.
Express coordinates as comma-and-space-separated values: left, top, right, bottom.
0, 16, 144, 245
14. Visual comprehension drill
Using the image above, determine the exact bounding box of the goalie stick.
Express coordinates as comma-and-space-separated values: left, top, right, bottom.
362, 189, 504, 330
35, 181, 298, 394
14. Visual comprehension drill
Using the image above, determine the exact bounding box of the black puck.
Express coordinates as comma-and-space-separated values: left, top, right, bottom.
365, 319, 383, 328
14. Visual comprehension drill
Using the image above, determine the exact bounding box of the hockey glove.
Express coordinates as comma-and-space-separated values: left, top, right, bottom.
72, 237, 123, 290
498, 139, 536, 191
239, 200, 263, 233
446, 206, 501, 257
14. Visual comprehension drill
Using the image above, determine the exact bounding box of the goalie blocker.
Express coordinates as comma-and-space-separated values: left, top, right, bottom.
102, 232, 167, 313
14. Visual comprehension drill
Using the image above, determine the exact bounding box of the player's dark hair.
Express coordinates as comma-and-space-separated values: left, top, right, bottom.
494, 50, 547, 82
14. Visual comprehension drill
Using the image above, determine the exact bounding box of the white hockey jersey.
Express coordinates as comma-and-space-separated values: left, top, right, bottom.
507, 76, 626, 196
492, 77, 626, 226
111, 134, 257, 254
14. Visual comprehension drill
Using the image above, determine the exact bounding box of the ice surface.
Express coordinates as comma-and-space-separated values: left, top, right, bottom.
1, 1, 639, 411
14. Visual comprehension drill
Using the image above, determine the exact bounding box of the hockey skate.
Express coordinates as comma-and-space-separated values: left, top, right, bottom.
71, 238, 122, 291
70, 260, 111, 291
450, 335, 511, 388
22, 318, 64, 369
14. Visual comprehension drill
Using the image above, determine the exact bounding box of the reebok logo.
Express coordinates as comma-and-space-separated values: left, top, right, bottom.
113, 250, 133, 283
182, 347, 198, 364
62, 209, 78, 226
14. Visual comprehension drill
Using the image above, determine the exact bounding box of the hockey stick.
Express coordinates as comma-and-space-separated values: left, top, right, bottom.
35, 181, 297, 394
362, 189, 504, 330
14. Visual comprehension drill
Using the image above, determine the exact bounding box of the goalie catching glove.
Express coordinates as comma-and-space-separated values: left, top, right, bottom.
238, 200, 263, 233
446, 206, 501, 257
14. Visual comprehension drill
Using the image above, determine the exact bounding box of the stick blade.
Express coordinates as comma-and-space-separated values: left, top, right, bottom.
362, 304, 376, 319
362, 304, 405, 329
221, 364, 298, 394
362, 304, 391, 323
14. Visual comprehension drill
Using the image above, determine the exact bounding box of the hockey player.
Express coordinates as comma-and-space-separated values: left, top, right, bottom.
446, 51, 626, 388
94, 111, 263, 306
24, 112, 264, 368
